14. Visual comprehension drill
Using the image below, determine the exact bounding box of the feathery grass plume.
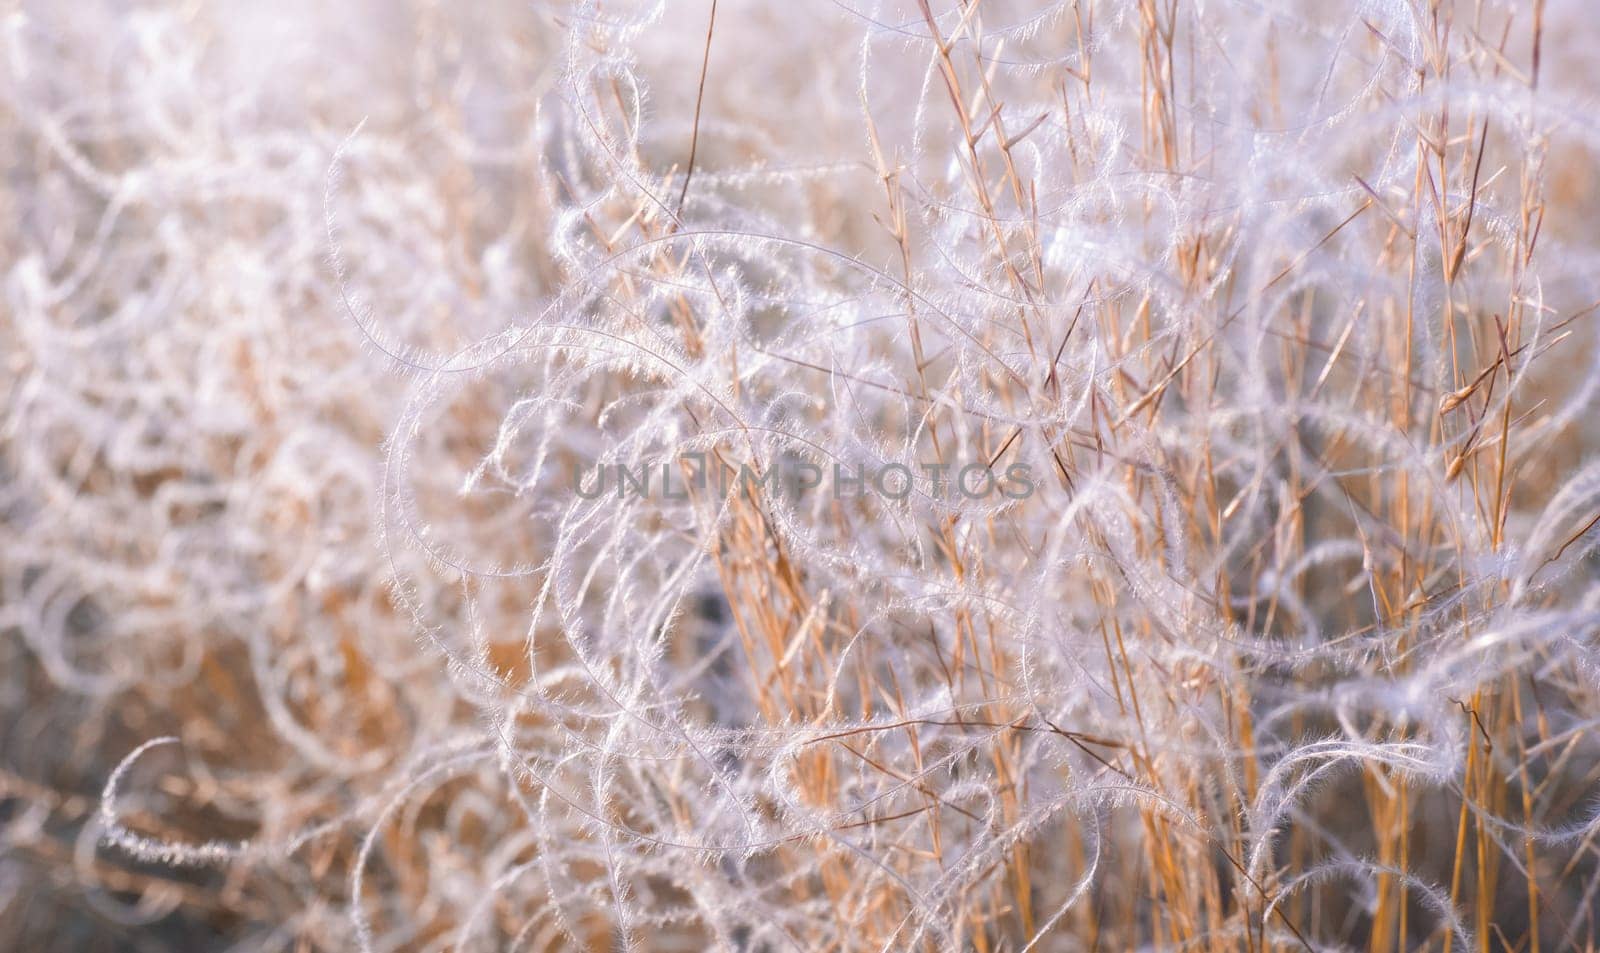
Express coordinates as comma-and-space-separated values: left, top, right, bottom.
5, 0, 1600, 949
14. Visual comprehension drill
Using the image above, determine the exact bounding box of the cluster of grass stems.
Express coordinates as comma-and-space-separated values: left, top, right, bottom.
6, 0, 1600, 950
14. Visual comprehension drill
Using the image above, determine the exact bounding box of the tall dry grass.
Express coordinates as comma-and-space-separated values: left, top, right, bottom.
5, 0, 1600, 950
